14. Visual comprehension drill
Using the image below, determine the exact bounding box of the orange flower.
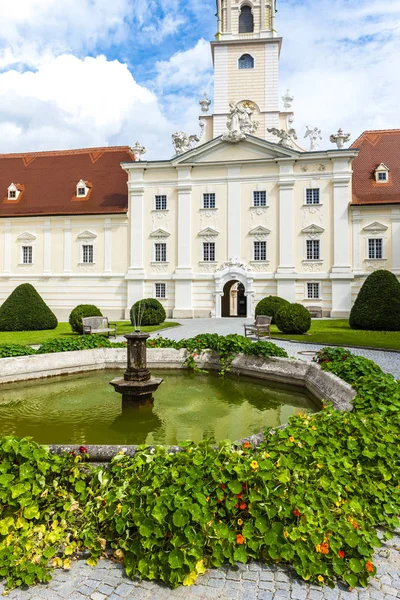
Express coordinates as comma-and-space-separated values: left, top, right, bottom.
221, 484, 226, 489
289, 436, 295, 443
237, 493, 243, 499
293, 508, 300, 517
236, 534, 245, 545
338, 550, 345, 559
243, 442, 251, 449
366, 561, 374, 573
240, 502, 247, 510
283, 531, 289, 539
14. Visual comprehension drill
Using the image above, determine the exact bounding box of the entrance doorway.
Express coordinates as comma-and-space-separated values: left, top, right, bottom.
221, 280, 247, 317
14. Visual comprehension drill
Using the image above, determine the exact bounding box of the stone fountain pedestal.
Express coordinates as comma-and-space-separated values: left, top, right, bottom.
110, 332, 163, 404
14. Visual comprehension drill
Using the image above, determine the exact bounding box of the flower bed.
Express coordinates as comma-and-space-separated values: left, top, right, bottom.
0, 347, 399, 592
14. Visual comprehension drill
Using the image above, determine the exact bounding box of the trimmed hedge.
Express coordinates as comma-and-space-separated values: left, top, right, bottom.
69, 304, 102, 335
0, 284, 57, 332
275, 303, 311, 335
130, 298, 166, 327
349, 270, 400, 331
255, 296, 289, 324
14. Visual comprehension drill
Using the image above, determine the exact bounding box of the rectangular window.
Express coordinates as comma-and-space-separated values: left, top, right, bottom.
253, 241, 267, 261
306, 239, 320, 260
9, 190, 16, 199
378, 172, 387, 181
203, 242, 215, 262
77, 187, 86, 196
306, 188, 320, 205
155, 195, 167, 210
22, 245, 33, 264
82, 244, 94, 263
203, 193, 216, 209
253, 191, 267, 207
307, 283, 320, 299
155, 243, 167, 262
155, 283, 166, 299
368, 238, 383, 259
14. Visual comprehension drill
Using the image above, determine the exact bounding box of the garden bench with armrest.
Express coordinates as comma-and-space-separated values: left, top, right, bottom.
307, 306, 323, 318
82, 316, 117, 338
244, 315, 272, 341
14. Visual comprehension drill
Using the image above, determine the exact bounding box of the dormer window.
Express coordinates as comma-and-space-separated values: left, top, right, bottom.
7, 183, 23, 201
75, 179, 91, 199
374, 163, 389, 183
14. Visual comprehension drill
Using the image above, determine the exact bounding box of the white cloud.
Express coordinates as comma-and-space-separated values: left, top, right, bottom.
278, 0, 400, 148
155, 38, 213, 92
0, 55, 176, 158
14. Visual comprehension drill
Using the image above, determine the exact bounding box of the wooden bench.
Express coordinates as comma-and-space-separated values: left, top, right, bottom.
244, 315, 272, 340
307, 306, 323, 318
82, 316, 117, 338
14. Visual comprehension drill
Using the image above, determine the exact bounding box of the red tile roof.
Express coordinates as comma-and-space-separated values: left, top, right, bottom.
351, 130, 400, 205
0, 146, 134, 217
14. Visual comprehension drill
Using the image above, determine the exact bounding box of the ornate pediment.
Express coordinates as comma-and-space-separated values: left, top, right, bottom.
77, 230, 97, 240
362, 221, 388, 233
17, 231, 36, 242
150, 228, 170, 238
301, 224, 325, 235
198, 227, 219, 237
249, 226, 271, 236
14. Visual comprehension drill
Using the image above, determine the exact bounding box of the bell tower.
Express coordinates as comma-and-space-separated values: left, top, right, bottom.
211, 0, 282, 142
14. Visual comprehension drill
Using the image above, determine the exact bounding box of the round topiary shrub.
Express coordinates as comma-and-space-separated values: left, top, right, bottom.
69, 304, 103, 335
275, 303, 311, 335
255, 296, 290, 324
350, 270, 400, 331
0, 283, 58, 331
130, 298, 166, 327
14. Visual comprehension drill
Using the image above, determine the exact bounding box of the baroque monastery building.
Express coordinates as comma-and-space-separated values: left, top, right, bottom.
0, 1, 399, 320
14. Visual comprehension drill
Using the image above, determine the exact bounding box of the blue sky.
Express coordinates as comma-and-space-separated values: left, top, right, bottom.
0, 0, 399, 158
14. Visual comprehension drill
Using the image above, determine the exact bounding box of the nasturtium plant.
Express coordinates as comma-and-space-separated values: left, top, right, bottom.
0, 345, 399, 592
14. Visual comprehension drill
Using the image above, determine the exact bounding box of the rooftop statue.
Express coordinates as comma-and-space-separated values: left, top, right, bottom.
222, 101, 259, 143
172, 131, 200, 155
267, 127, 298, 147
304, 126, 323, 151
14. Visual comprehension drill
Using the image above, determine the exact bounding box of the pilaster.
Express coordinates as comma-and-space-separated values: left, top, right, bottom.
63, 219, 71, 275
277, 163, 295, 274
351, 210, 362, 273
3, 220, 11, 276
173, 167, 194, 318
43, 219, 51, 276
126, 169, 146, 317
103, 217, 112, 275
227, 166, 242, 260
391, 208, 400, 273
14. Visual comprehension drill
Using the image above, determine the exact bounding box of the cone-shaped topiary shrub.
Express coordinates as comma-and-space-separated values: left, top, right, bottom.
275, 303, 311, 334
0, 283, 58, 331
349, 270, 400, 331
130, 298, 166, 327
255, 296, 290, 324
69, 304, 103, 335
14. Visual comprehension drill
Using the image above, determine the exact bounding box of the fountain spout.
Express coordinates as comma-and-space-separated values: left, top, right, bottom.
110, 332, 163, 404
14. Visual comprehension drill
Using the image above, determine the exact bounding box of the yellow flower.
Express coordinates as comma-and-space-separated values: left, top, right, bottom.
263, 452, 270, 459
311, 426, 317, 431
116, 503, 122, 514
283, 531, 289, 539
238, 519, 243, 526
318, 575, 324, 583
250, 460, 259, 470
317, 464, 323, 469
315, 544, 321, 553
289, 437, 295, 443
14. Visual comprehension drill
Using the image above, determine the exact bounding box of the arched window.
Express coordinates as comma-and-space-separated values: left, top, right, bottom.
238, 54, 254, 69
239, 5, 254, 33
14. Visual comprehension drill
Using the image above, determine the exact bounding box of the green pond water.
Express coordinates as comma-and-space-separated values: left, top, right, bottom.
0, 370, 318, 445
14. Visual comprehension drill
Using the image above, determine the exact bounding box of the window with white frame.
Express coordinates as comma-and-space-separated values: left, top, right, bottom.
9, 190, 16, 199
22, 245, 33, 264
368, 238, 383, 259
305, 188, 320, 205
155, 195, 167, 210
203, 193, 216, 209
306, 239, 320, 260
307, 282, 320, 299
203, 242, 215, 262
253, 241, 267, 261
253, 191, 267, 207
378, 172, 387, 181
155, 243, 167, 262
77, 187, 86, 196
155, 283, 166, 299
82, 244, 94, 263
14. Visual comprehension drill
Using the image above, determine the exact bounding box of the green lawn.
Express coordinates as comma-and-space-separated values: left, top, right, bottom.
270, 319, 400, 351
0, 321, 180, 347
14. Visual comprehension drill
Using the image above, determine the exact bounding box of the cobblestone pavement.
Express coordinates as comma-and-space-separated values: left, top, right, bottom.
2, 534, 399, 599
140, 318, 400, 379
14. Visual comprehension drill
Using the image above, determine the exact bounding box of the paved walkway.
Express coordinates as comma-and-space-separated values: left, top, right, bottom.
3, 533, 400, 599
140, 318, 400, 379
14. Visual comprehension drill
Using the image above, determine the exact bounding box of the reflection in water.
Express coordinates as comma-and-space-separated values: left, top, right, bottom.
0, 370, 318, 445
